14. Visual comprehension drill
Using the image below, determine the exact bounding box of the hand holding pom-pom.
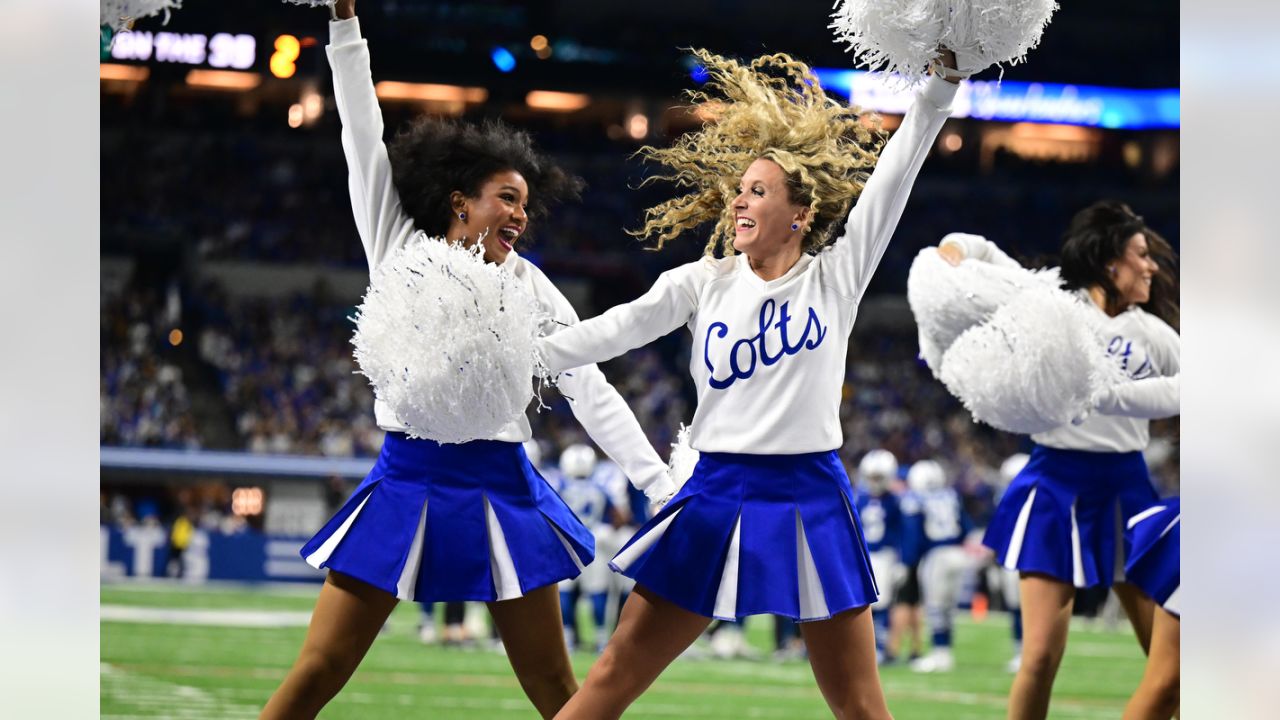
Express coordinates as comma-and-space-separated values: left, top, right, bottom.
830, 0, 1060, 85
100, 1, 182, 33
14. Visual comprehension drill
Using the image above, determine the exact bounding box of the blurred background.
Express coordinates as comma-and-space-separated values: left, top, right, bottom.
100, 1, 1178, 717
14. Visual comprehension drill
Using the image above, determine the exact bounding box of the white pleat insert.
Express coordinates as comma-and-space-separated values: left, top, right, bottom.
304, 493, 372, 569
1126, 504, 1167, 530
1070, 500, 1085, 587
713, 515, 743, 619
795, 510, 829, 620
484, 495, 523, 601
611, 506, 684, 572
395, 499, 429, 601
550, 524, 586, 573
1002, 487, 1038, 571
1162, 585, 1181, 615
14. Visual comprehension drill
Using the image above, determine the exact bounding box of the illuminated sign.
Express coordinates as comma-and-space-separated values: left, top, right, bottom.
109, 31, 257, 70
812, 69, 1178, 130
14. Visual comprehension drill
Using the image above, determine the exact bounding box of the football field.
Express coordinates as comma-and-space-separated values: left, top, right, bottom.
102, 582, 1145, 719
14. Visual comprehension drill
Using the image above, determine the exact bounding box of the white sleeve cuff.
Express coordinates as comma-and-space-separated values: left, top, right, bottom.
919, 74, 959, 111
329, 16, 362, 46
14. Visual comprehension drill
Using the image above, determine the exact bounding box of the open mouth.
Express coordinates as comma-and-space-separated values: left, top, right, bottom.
735, 217, 756, 232
498, 226, 521, 250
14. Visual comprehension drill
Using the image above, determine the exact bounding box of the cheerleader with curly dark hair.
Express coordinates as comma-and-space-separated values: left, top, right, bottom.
260, 2, 675, 718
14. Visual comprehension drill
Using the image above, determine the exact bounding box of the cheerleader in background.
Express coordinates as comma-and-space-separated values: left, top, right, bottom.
538, 48, 968, 720
1093, 375, 1182, 720
935, 201, 1179, 720
260, 3, 676, 718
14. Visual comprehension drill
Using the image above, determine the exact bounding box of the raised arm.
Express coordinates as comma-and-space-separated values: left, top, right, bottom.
538, 263, 702, 374
824, 70, 958, 301
328, 1, 418, 268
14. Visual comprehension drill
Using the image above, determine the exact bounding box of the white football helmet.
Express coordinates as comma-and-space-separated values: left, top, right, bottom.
907, 460, 947, 494
559, 444, 598, 480
858, 449, 899, 493
998, 453, 1030, 488
522, 439, 543, 469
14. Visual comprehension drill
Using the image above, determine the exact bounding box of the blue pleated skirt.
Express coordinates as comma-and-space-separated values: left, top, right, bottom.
1124, 497, 1181, 616
610, 451, 879, 622
300, 433, 594, 602
983, 444, 1158, 588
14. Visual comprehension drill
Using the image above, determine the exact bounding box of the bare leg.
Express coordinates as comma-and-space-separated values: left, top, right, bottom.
800, 605, 893, 720
1122, 607, 1179, 720
908, 605, 924, 656
260, 571, 398, 719
553, 585, 710, 720
1006, 573, 1075, 720
487, 584, 579, 719
1113, 582, 1156, 655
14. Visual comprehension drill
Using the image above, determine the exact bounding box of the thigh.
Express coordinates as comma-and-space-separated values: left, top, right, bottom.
1145, 607, 1179, 680
1113, 582, 1156, 654
1018, 573, 1075, 653
799, 606, 889, 714
302, 571, 399, 663
606, 585, 712, 670
488, 584, 574, 674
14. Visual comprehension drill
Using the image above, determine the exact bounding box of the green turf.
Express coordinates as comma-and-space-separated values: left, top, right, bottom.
101, 583, 1145, 719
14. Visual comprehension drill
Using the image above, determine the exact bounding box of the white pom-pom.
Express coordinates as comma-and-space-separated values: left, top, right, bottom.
668, 423, 699, 491
351, 236, 548, 444
101, 1, 182, 32
906, 248, 1059, 376
281, 0, 336, 7
830, 0, 1059, 84
938, 286, 1127, 434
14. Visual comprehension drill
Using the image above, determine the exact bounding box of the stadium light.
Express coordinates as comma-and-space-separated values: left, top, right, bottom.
526, 90, 590, 112
491, 47, 516, 73
185, 69, 262, 91
100, 63, 150, 82
374, 81, 488, 104
271, 34, 301, 79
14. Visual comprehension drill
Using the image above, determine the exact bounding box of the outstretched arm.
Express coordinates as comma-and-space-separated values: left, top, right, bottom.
538, 264, 702, 374
1095, 374, 1180, 420
327, 0, 418, 268
825, 57, 959, 303
936, 233, 1023, 269
533, 273, 679, 503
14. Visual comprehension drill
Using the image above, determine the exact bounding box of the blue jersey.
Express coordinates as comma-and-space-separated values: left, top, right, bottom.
853, 488, 902, 555
553, 476, 615, 529
915, 487, 973, 553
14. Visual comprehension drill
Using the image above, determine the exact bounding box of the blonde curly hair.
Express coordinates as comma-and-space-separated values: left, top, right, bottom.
633, 48, 885, 256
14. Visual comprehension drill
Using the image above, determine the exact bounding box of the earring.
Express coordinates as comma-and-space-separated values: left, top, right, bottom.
1107, 265, 1116, 276
790, 223, 800, 231
458, 211, 467, 221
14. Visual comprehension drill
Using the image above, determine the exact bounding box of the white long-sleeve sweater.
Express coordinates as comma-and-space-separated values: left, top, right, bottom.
540, 76, 958, 455
939, 233, 1181, 452
327, 17, 672, 498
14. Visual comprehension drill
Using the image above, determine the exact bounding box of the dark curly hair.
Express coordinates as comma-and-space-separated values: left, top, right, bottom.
1059, 200, 1179, 330
386, 117, 583, 238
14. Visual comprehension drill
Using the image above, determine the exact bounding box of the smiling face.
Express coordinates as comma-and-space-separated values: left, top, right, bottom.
1111, 232, 1159, 306
730, 158, 808, 262
450, 169, 530, 264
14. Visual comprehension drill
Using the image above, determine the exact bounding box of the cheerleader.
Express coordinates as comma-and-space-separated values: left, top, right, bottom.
935, 203, 1179, 720
1095, 374, 1181, 720
260, 3, 675, 718
537, 49, 967, 719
